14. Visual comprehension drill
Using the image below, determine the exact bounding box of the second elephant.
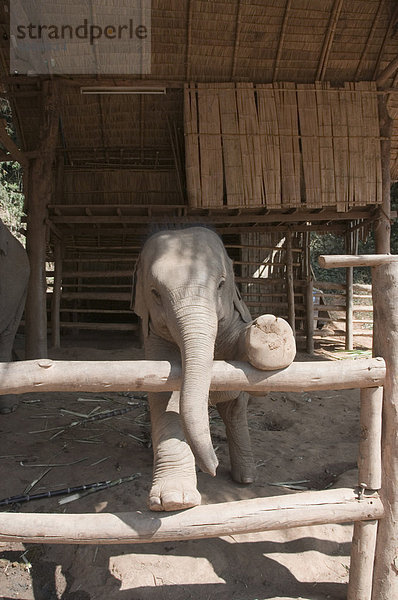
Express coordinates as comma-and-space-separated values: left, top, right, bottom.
0, 219, 30, 413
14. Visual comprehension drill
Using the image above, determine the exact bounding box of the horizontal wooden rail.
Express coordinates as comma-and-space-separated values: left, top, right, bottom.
319, 254, 398, 269
0, 358, 385, 396
0, 488, 383, 545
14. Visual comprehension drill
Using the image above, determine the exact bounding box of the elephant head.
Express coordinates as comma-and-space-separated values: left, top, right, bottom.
132, 227, 251, 476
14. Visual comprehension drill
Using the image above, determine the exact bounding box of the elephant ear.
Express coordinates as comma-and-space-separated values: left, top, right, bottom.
233, 284, 252, 323
131, 257, 149, 339
0, 220, 9, 256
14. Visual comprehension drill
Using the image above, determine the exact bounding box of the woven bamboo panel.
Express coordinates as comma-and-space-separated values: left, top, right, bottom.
257, 84, 281, 209
297, 83, 322, 208
315, 82, 336, 207
218, 83, 245, 207
184, 83, 201, 208
197, 83, 224, 208
184, 82, 382, 210
275, 82, 302, 207
236, 83, 264, 207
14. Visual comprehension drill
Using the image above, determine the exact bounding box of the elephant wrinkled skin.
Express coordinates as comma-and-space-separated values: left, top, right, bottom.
133, 227, 295, 511
0, 219, 30, 413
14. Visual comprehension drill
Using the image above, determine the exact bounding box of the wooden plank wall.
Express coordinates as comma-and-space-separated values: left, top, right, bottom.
184, 82, 382, 210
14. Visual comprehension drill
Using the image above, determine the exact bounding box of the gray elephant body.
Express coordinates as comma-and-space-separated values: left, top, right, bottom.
0, 219, 30, 412
133, 226, 295, 511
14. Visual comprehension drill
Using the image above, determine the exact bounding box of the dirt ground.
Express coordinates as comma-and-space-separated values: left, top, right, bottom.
0, 331, 373, 600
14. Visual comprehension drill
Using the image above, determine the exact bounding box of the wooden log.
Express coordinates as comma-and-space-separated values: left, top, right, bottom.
348, 521, 378, 600
0, 357, 386, 396
50, 240, 62, 349
319, 255, 398, 269
0, 488, 383, 545
371, 262, 398, 599
358, 387, 383, 491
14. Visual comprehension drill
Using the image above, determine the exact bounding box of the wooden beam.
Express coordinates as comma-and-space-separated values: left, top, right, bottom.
185, 0, 193, 81
273, 0, 292, 81
355, 0, 385, 81
231, 0, 243, 79
0, 357, 386, 396
316, 0, 344, 81
50, 209, 374, 225
373, 5, 398, 83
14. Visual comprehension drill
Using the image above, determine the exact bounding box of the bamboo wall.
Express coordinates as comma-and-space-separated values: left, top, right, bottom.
184, 82, 382, 210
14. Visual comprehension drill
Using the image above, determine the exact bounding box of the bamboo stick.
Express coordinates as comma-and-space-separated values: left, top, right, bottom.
0, 488, 383, 545
0, 358, 386, 396
319, 255, 398, 269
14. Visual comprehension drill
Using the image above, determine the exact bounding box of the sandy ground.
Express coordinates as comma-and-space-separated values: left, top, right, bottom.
0, 331, 372, 600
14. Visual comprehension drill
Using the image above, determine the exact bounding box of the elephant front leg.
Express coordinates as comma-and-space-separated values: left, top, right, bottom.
213, 391, 256, 484
148, 390, 201, 511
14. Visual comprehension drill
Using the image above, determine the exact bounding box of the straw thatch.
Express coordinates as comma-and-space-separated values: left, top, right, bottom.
0, 0, 397, 339
185, 82, 383, 210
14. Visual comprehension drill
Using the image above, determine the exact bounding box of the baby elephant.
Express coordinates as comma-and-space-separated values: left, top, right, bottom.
133, 227, 295, 511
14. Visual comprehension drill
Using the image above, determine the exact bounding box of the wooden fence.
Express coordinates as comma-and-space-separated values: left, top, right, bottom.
2, 255, 398, 599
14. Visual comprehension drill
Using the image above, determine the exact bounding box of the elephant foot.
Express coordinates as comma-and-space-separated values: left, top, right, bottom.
148, 476, 201, 512
0, 395, 19, 414
231, 461, 256, 485
245, 314, 296, 370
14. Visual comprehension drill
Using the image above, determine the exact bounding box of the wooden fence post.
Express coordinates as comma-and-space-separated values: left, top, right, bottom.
371, 262, 398, 599
348, 386, 383, 600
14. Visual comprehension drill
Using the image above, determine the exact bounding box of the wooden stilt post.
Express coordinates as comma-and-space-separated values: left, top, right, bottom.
25, 82, 59, 359
374, 95, 392, 254
345, 232, 354, 351
371, 262, 398, 599
286, 230, 296, 337
304, 232, 314, 354
51, 239, 62, 349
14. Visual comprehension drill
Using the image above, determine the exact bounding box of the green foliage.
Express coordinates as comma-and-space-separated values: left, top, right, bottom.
0, 98, 25, 240
310, 183, 398, 285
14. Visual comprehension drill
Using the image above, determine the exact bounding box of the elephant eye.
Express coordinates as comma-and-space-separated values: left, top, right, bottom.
151, 288, 161, 303
218, 278, 226, 290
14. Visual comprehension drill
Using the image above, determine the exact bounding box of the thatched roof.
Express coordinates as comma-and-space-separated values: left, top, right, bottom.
0, 0, 397, 229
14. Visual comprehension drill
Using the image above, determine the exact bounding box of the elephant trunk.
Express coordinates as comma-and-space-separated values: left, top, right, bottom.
171, 299, 219, 476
